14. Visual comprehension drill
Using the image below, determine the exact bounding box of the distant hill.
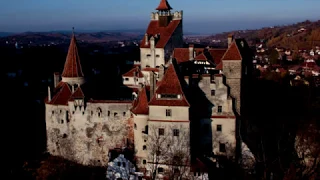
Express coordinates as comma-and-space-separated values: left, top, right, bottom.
205, 20, 320, 49
0, 31, 144, 44
0, 32, 14, 37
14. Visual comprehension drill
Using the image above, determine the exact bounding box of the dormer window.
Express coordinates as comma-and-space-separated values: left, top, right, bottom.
160, 94, 178, 99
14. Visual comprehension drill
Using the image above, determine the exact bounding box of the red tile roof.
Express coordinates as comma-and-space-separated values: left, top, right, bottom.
140, 20, 181, 48
123, 67, 144, 78
208, 49, 227, 65
194, 53, 207, 61
62, 34, 84, 78
221, 42, 242, 61
47, 82, 72, 105
156, 0, 172, 11
131, 87, 149, 115
149, 64, 189, 106
215, 63, 223, 70
173, 48, 190, 64
70, 87, 85, 100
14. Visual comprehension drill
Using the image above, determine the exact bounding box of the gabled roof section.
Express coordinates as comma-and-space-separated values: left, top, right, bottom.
70, 87, 85, 100
156, 0, 172, 11
149, 64, 189, 106
48, 82, 72, 105
131, 87, 149, 115
221, 42, 242, 61
123, 67, 144, 78
140, 20, 181, 48
194, 53, 207, 61
62, 33, 84, 78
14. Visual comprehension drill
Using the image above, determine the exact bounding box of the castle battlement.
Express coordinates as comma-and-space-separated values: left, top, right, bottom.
150, 10, 183, 20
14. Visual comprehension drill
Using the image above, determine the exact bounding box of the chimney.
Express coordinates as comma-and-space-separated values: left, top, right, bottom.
159, 64, 165, 81
189, 44, 194, 60
48, 86, 51, 102
184, 76, 189, 85
228, 34, 234, 48
145, 34, 149, 46
149, 71, 157, 99
150, 36, 155, 49
53, 72, 60, 88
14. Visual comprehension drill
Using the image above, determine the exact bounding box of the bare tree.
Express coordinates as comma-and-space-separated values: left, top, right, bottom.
293, 121, 320, 179
147, 124, 191, 180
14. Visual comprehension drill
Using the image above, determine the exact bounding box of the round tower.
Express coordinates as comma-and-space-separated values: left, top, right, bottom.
131, 87, 149, 168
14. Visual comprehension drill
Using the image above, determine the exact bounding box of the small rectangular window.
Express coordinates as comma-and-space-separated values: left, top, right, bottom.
219, 143, 226, 152
211, 90, 215, 96
159, 128, 164, 136
166, 109, 172, 117
158, 167, 164, 173
217, 125, 222, 132
218, 106, 222, 113
124, 78, 129, 81
173, 129, 179, 136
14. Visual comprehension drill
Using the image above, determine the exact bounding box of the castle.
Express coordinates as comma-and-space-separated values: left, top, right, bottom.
45, 0, 252, 177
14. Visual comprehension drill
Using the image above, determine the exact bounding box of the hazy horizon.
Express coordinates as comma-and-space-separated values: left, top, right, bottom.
1, 0, 319, 34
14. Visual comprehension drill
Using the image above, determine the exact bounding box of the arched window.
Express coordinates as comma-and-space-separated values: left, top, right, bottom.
97, 108, 102, 117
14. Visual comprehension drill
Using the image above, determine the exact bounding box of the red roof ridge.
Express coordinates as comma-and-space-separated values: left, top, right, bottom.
62, 33, 84, 78
142, 67, 160, 72
131, 87, 149, 115
194, 53, 207, 61
156, 0, 172, 11
221, 42, 242, 61
123, 67, 144, 78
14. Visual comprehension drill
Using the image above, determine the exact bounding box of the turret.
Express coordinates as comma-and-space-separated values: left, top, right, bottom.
156, 0, 173, 27
189, 44, 194, 60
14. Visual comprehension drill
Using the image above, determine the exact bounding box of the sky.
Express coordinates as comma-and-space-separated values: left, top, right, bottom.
0, 0, 319, 34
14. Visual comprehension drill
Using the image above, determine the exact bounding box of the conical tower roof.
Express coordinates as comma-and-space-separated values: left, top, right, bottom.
62, 29, 84, 78
156, 0, 173, 11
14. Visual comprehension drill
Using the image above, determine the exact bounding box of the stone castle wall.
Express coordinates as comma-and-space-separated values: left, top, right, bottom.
45, 102, 133, 166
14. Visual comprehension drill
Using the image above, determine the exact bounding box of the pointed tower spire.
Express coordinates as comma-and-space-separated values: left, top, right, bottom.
156, 0, 172, 11
61, 27, 85, 85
